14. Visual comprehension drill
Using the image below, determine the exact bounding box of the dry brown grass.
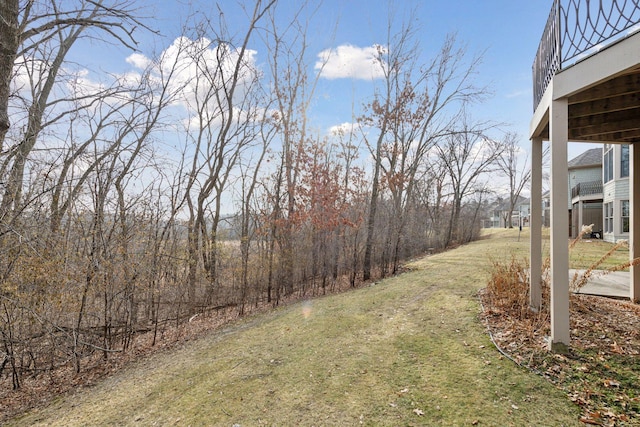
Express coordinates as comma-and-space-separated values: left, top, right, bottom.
484, 256, 550, 338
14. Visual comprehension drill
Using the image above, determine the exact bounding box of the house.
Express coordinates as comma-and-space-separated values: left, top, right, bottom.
564, 144, 630, 242
484, 196, 530, 228
540, 148, 603, 232
602, 144, 630, 243
485, 199, 504, 228
529, 0, 640, 349
568, 147, 603, 238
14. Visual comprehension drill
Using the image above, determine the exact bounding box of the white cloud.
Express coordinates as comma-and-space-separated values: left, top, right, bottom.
123, 37, 261, 129
329, 121, 361, 136
161, 37, 258, 111
69, 68, 104, 94
13, 55, 116, 108
11, 55, 39, 92
126, 52, 152, 69
315, 44, 387, 80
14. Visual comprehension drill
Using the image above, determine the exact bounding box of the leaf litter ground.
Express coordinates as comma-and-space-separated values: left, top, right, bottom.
480, 290, 640, 426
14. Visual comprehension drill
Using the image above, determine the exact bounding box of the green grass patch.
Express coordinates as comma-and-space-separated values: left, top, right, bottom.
569, 238, 631, 270
9, 229, 582, 426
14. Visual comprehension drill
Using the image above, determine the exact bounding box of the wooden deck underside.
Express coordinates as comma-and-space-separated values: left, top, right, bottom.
538, 68, 640, 143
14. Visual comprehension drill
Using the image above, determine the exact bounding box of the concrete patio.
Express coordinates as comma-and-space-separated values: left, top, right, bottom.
570, 269, 630, 299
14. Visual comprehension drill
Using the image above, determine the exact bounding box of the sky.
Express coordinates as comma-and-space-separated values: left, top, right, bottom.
71, 0, 598, 171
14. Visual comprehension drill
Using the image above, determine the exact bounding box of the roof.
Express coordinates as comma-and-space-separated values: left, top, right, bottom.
491, 195, 529, 211
568, 147, 602, 169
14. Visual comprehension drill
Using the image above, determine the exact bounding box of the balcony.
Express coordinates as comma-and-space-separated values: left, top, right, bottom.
533, 0, 640, 110
570, 179, 602, 200
530, 0, 640, 348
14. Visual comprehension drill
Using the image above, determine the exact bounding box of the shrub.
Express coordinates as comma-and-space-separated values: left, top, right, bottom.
486, 256, 532, 320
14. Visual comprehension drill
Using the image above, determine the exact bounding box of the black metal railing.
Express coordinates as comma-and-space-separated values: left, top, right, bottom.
533, 0, 640, 109
571, 180, 603, 199
533, 2, 561, 111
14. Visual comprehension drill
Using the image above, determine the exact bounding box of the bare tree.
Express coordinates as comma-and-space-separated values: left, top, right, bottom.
262, 1, 330, 298
0, 0, 19, 150
171, 0, 276, 312
360, 8, 486, 278
0, 0, 155, 386
496, 132, 531, 228
331, 123, 367, 287
235, 103, 277, 314
1, 0, 150, 217
0, 0, 510, 397
435, 115, 504, 247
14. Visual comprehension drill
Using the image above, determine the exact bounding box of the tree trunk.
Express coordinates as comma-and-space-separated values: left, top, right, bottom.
363, 138, 383, 281
0, 0, 19, 151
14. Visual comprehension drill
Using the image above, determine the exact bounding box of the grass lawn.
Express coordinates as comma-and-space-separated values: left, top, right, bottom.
569, 238, 630, 271
8, 229, 583, 426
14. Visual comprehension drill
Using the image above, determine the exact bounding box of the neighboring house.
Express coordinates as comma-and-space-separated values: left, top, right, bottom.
542, 145, 630, 242
602, 143, 630, 243
485, 200, 503, 228
541, 148, 603, 236
512, 198, 530, 228
568, 147, 603, 238
485, 196, 530, 228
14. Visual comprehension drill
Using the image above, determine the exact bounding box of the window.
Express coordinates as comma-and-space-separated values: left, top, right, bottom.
604, 202, 613, 233
604, 145, 614, 183
621, 144, 630, 178
622, 200, 630, 233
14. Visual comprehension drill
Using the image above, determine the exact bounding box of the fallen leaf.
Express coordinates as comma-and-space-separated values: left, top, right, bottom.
580, 411, 603, 425
554, 354, 567, 362
603, 379, 621, 388
611, 341, 623, 354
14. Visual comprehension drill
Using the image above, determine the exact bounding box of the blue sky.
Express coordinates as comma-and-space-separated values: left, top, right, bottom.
74, 0, 595, 160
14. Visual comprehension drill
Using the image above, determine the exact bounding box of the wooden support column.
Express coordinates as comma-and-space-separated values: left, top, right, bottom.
530, 137, 543, 311
549, 98, 570, 350
577, 200, 584, 237
631, 143, 640, 303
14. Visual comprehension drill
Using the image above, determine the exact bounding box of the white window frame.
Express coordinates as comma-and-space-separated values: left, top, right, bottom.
604, 202, 614, 233
621, 200, 630, 233
604, 144, 614, 183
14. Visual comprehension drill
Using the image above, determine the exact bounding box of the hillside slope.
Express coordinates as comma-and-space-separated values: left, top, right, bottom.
8, 230, 581, 426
